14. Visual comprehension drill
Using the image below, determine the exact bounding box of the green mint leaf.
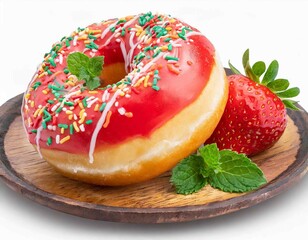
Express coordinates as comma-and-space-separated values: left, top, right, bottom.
87, 56, 104, 78
277, 87, 300, 98
228, 60, 242, 75
209, 150, 267, 193
67, 52, 103, 90
252, 61, 266, 77
79, 67, 91, 82
67, 52, 90, 76
199, 143, 220, 169
282, 99, 300, 110
267, 78, 290, 92
86, 76, 101, 91
262, 60, 279, 84
170, 155, 207, 195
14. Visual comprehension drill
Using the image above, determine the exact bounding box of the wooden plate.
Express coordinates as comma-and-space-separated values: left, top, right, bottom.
0, 93, 307, 224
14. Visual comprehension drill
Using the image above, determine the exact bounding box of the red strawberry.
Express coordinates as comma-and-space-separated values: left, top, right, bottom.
206, 49, 300, 156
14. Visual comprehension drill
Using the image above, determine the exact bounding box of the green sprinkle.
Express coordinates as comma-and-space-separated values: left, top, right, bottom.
58, 124, 68, 129
121, 27, 126, 36
117, 19, 127, 24
167, 43, 173, 51
164, 37, 171, 42
55, 106, 63, 113
47, 100, 54, 104
88, 34, 97, 40
82, 97, 88, 108
152, 49, 161, 58
153, 77, 158, 85
42, 120, 47, 129
144, 46, 152, 51
154, 70, 159, 75
31, 129, 37, 133
85, 120, 93, 125
178, 32, 186, 40
32, 82, 41, 90
152, 85, 160, 91
64, 101, 74, 106
47, 69, 52, 75
165, 55, 179, 61
47, 137, 52, 146
63, 69, 69, 74
85, 41, 99, 50
110, 26, 116, 32
99, 102, 107, 112
48, 84, 63, 91
69, 124, 74, 134
48, 57, 56, 67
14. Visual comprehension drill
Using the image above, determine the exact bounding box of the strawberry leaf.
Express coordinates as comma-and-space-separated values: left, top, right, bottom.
252, 61, 266, 77
267, 79, 290, 92
277, 87, 300, 98
228, 60, 242, 75
242, 49, 259, 83
282, 99, 300, 111
262, 60, 279, 84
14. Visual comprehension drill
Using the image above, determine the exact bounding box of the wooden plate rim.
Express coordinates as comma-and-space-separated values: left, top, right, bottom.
0, 93, 307, 224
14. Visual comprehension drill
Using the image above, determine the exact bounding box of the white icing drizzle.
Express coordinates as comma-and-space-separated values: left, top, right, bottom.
35, 126, 43, 158
88, 89, 121, 163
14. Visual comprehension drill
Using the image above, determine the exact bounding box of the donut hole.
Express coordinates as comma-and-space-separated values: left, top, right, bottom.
99, 62, 126, 87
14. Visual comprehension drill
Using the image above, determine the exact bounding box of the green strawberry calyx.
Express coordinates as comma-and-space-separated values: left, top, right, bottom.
228, 49, 300, 110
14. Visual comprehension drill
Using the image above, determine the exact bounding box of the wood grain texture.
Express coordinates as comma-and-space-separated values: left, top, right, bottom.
0, 93, 307, 223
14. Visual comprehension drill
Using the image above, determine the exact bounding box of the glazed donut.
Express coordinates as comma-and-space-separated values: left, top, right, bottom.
22, 12, 228, 186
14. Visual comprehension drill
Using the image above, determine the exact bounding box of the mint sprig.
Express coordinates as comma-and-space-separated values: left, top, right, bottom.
229, 49, 300, 110
67, 52, 104, 90
170, 144, 267, 195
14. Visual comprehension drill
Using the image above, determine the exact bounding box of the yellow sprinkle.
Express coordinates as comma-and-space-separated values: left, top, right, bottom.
38, 72, 47, 78
78, 35, 87, 40
89, 29, 102, 34
143, 74, 150, 87
119, 91, 125, 97
134, 76, 145, 87
79, 109, 85, 118
166, 26, 172, 31
84, 39, 91, 44
60, 135, 70, 144
66, 81, 75, 87
78, 102, 84, 109
94, 104, 99, 112
33, 108, 40, 118
161, 46, 168, 51
78, 115, 86, 124
30, 101, 35, 108
73, 121, 80, 132
42, 89, 49, 95
170, 18, 176, 23
61, 127, 65, 134
25, 93, 30, 99
38, 107, 45, 117
68, 114, 73, 120
66, 110, 73, 115
88, 91, 98, 94
94, 34, 101, 38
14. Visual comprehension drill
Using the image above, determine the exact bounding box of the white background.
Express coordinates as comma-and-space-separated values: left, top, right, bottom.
0, 0, 307, 239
